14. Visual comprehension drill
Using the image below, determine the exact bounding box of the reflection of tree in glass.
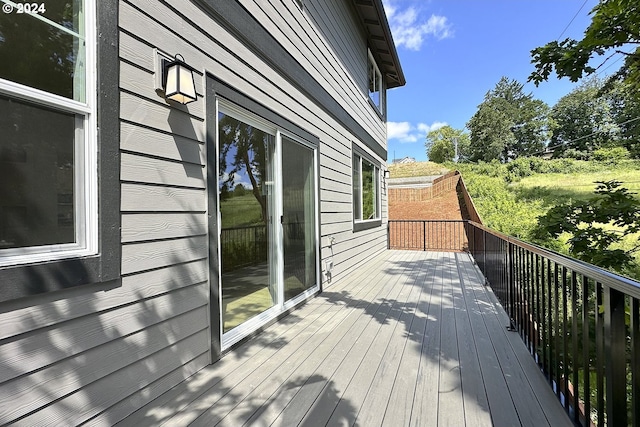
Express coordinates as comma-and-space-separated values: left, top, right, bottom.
0, 2, 79, 99
362, 163, 375, 220
218, 115, 270, 222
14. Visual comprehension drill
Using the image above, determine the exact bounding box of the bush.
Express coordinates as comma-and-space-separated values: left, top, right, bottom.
592, 147, 630, 163
461, 173, 543, 239
506, 157, 535, 180
562, 148, 591, 160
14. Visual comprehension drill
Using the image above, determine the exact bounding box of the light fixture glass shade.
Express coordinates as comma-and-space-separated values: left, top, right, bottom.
164, 57, 197, 104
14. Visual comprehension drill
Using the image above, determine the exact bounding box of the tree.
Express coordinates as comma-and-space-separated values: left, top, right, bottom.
233, 183, 247, 197
466, 77, 552, 162
0, 3, 78, 99
529, 0, 640, 89
534, 181, 640, 273
218, 115, 271, 222
467, 98, 514, 162
609, 79, 640, 157
425, 126, 470, 163
549, 78, 619, 157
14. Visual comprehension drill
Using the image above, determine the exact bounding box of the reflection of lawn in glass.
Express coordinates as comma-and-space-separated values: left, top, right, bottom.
222, 266, 306, 332
222, 263, 273, 332
220, 193, 263, 228
284, 274, 305, 301
223, 287, 273, 332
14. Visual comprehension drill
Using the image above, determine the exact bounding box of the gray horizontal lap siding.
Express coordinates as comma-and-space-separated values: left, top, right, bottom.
0, 0, 388, 424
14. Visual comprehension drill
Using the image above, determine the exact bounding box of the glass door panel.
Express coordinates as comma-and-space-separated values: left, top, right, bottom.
218, 112, 276, 333
282, 137, 317, 301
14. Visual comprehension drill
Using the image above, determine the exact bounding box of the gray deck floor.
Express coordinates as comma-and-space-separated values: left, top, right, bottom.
120, 250, 573, 427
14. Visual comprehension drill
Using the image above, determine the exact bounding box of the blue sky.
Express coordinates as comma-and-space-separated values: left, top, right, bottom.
383, 0, 610, 163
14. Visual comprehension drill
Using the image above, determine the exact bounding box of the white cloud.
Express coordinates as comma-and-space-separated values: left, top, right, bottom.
221, 171, 253, 190
388, 121, 448, 143
387, 121, 414, 141
418, 122, 447, 133
383, 1, 452, 51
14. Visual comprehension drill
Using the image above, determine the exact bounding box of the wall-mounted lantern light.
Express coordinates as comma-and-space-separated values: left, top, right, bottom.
384, 170, 390, 180
162, 54, 197, 105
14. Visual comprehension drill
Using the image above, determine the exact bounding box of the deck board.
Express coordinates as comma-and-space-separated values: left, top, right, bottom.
380, 252, 438, 427
452, 253, 493, 427
118, 250, 573, 427
355, 252, 432, 426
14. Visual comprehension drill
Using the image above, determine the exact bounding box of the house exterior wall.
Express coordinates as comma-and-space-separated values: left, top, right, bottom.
0, 0, 392, 425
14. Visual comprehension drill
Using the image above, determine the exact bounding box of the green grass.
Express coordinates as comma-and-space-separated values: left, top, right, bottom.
388, 161, 449, 178
456, 159, 640, 280
514, 170, 640, 205
220, 193, 264, 228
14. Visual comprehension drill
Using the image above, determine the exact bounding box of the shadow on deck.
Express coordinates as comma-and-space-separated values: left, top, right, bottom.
119, 250, 572, 427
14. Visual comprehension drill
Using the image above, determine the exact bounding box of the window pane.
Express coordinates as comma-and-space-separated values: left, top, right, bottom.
374, 166, 379, 218
352, 155, 361, 220
218, 112, 276, 333
282, 137, 316, 301
0, 96, 76, 249
0, 1, 85, 101
368, 56, 381, 108
361, 159, 375, 220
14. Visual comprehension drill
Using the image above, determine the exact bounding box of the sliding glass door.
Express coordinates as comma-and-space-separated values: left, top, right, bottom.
216, 105, 318, 345
282, 137, 316, 301
218, 111, 277, 334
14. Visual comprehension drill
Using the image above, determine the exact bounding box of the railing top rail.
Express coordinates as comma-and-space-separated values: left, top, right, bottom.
468, 220, 640, 299
388, 219, 468, 223
221, 224, 266, 231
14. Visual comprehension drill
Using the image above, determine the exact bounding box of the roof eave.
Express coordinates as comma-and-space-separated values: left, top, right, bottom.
353, 0, 406, 89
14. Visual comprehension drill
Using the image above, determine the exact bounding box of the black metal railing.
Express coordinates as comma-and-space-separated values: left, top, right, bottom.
387, 219, 468, 252
465, 220, 640, 427
220, 222, 307, 273
220, 225, 267, 272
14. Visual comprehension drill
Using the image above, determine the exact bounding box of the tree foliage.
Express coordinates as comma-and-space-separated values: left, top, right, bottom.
218, 115, 270, 222
466, 77, 552, 162
529, 0, 640, 89
609, 79, 640, 157
425, 126, 470, 163
549, 78, 619, 156
0, 3, 79, 99
534, 180, 640, 272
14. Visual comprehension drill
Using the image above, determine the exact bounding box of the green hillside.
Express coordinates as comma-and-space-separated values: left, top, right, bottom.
455, 158, 640, 280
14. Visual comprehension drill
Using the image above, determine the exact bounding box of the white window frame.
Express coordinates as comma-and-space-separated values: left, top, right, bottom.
368, 49, 384, 113
0, 1, 97, 267
353, 151, 381, 224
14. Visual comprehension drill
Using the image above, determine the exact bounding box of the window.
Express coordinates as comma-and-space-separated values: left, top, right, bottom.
0, 1, 93, 262
353, 150, 380, 231
368, 49, 384, 113
0, 0, 120, 302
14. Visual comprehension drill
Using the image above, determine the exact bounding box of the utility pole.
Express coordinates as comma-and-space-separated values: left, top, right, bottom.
453, 137, 459, 163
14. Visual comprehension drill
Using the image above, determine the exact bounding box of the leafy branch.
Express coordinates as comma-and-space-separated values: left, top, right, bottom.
529, 0, 640, 89
534, 180, 640, 271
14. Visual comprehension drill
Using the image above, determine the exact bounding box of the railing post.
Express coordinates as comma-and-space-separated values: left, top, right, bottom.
570, 271, 579, 423
604, 286, 627, 426
387, 221, 390, 250
632, 297, 640, 426
254, 226, 258, 261
423, 221, 426, 252
581, 276, 591, 423
508, 241, 515, 327
484, 230, 488, 273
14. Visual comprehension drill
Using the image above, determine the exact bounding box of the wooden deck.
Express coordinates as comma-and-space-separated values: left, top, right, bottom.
119, 250, 573, 427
